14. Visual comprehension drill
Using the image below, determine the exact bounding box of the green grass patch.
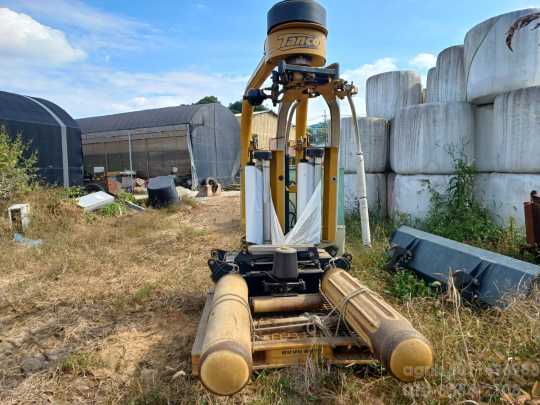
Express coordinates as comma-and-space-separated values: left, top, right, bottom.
132, 283, 157, 304
60, 351, 103, 376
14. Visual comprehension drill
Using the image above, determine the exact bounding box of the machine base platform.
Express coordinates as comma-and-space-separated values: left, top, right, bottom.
191, 292, 377, 376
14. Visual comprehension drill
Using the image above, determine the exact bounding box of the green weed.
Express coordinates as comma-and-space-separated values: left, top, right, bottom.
99, 202, 125, 217
132, 284, 157, 304
60, 352, 102, 376
387, 270, 436, 301
423, 159, 501, 244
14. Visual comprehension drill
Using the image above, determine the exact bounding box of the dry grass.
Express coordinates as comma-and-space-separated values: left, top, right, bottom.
1, 188, 539, 404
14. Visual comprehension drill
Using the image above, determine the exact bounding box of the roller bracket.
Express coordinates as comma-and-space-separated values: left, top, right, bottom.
245, 88, 269, 107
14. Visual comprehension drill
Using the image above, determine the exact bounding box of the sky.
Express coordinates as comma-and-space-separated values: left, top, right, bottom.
0, 0, 537, 122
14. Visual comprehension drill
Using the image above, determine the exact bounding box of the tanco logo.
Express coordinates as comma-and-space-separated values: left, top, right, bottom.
278, 34, 321, 50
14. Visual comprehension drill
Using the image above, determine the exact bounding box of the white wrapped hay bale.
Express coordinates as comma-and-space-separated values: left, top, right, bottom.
492, 86, 540, 173
388, 174, 452, 220
474, 104, 496, 173
465, 8, 540, 104
429, 46, 466, 103
344, 173, 387, 217
340, 117, 389, 174
475, 173, 540, 227
426, 67, 438, 103
390, 102, 474, 174
366, 71, 422, 120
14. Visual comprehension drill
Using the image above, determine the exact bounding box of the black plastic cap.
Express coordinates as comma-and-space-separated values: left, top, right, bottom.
254, 151, 273, 161
267, 0, 327, 34
305, 147, 325, 159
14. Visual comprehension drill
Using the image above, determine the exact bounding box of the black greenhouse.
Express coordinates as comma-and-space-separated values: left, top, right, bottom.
0, 91, 83, 186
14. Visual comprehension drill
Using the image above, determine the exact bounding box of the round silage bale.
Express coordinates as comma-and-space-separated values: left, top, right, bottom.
340, 117, 389, 174
475, 173, 540, 227
430, 46, 466, 103
387, 174, 452, 221
366, 71, 422, 120
473, 104, 496, 173
464, 8, 540, 104
426, 67, 438, 103
344, 173, 387, 217
390, 102, 474, 174
492, 86, 540, 173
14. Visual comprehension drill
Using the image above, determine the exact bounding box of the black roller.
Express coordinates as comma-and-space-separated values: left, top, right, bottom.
272, 247, 299, 280
148, 176, 179, 208
267, 0, 327, 34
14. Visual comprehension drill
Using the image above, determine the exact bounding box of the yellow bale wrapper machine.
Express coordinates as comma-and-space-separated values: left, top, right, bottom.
191, 0, 433, 396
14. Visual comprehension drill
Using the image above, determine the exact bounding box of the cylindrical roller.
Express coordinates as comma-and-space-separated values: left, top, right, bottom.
200, 275, 252, 396
251, 293, 322, 313
321, 268, 433, 382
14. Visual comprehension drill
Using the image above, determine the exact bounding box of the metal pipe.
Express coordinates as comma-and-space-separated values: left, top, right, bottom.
295, 98, 309, 164
347, 94, 372, 248
251, 293, 322, 314
321, 94, 341, 242
128, 132, 133, 190
261, 159, 272, 244
240, 100, 254, 227
273, 100, 295, 231
285, 102, 298, 233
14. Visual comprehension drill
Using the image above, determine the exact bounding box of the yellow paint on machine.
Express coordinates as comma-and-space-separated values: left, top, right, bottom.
199, 275, 252, 396
321, 268, 434, 382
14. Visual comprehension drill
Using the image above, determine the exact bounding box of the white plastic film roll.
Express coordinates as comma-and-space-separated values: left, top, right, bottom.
297, 162, 315, 219
245, 165, 263, 244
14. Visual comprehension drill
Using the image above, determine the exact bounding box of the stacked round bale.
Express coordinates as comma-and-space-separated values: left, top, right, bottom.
341, 71, 422, 217
380, 51, 475, 221
466, 8, 540, 227
427, 46, 466, 103
340, 117, 389, 216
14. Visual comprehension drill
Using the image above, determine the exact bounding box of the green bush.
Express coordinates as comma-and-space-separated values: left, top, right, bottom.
0, 127, 36, 200
97, 192, 140, 217
422, 159, 501, 244
387, 270, 435, 301
99, 202, 125, 217
421, 158, 530, 261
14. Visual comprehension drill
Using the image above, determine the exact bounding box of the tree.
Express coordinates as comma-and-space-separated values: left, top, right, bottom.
195, 96, 220, 105
0, 127, 36, 200
228, 100, 269, 114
